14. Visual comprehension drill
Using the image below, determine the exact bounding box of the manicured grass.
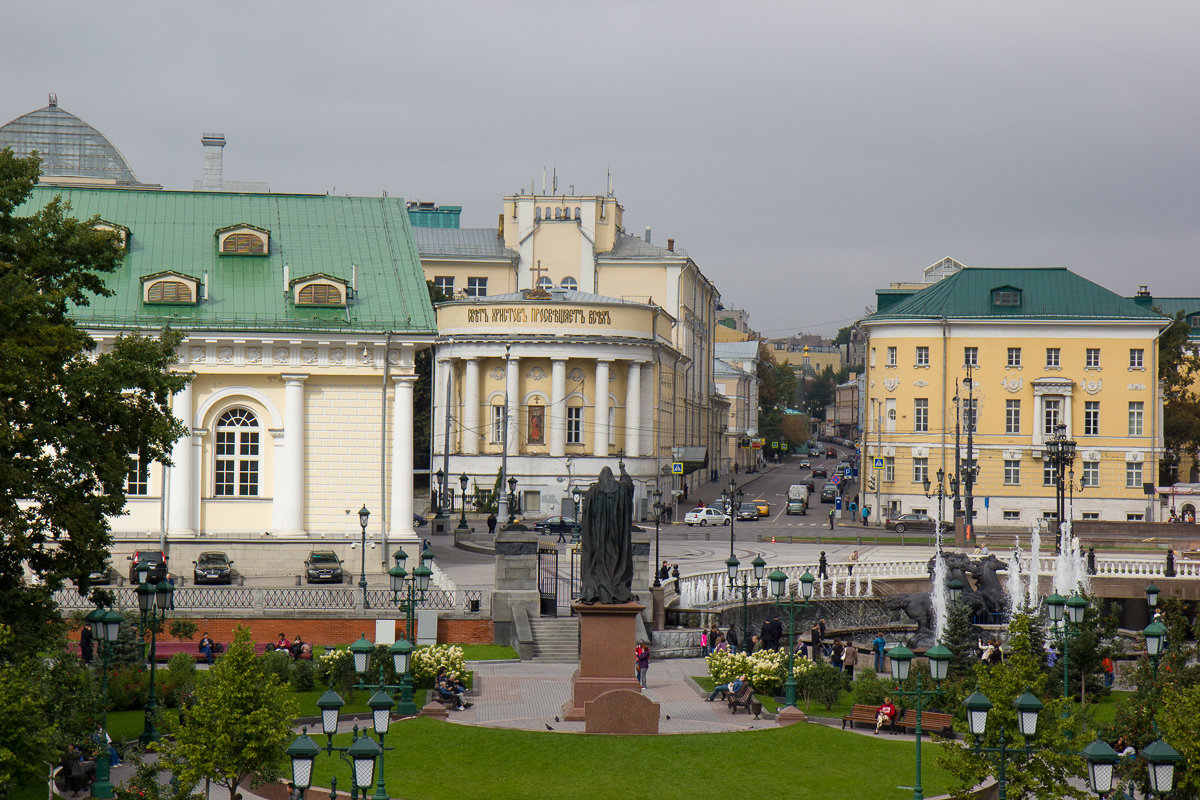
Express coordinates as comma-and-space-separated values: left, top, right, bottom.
460, 644, 518, 660
692, 676, 864, 718
307, 717, 956, 800
1085, 690, 1129, 725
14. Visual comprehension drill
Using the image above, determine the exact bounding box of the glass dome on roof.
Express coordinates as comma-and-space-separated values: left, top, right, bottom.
0, 94, 145, 184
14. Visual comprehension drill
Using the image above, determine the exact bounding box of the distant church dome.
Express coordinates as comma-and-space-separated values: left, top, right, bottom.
0, 94, 150, 185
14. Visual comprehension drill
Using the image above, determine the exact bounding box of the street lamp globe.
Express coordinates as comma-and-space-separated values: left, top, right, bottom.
155, 579, 173, 611
390, 638, 413, 675
368, 690, 394, 735
136, 580, 154, 614
85, 607, 105, 642
1081, 739, 1118, 795
963, 691, 992, 736
413, 563, 432, 593
1013, 691, 1044, 737
752, 554, 766, 581
286, 730, 321, 790
799, 570, 815, 600
948, 578, 964, 603
358, 505, 371, 531
925, 645, 952, 682
393, 546, 409, 571
767, 569, 788, 599
1045, 592, 1066, 624
350, 634, 374, 674
317, 689, 346, 736
1143, 619, 1167, 658
388, 560, 407, 593
1145, 583, 1160, 607
347, 735, 381, 790
886, 645, 914, 682
459, 472, 469, 493
725, 555, 740, 582
420, 546, 435, 572
1142, 738, 1182, 796
102, 608, 123, 643
1066, 594, 1087, 625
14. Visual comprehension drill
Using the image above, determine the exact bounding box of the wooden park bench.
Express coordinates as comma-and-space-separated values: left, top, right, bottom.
842, 703, 897, 733
727, 681, 756, 715
896, 709, 955, 738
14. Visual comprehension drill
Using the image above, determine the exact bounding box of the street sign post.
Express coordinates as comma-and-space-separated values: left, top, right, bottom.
873, 457, 885, 469
671, 462, 683, 475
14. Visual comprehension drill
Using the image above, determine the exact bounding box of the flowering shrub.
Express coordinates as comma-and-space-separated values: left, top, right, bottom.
314, 647, 354, 692
707, 649, 805, 693
410, 644, 467, 684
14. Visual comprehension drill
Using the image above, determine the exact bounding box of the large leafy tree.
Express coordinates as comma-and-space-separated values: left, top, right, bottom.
1156, 310, 1200, 483
413, 279, 449, 476
0, 149, 190, 649
161, 626, 298, 797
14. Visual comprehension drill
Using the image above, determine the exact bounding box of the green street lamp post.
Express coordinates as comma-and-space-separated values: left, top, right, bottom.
433, 469, 447, 519
768, 568, 814, 707
651, 489, 663, 588
386, 545, 433, 714
456, 473, 471, 532
1082, 735, 1181, 798
1044, 592, 1087, 699
357, 506, 371, 609
963, 689, 1045, 800
726, 478, 743, 557
726, 553, 765, 654
86, 606, 123, 799
887, 644, 952, 800
136, 575, 173, 744
287, 711, 383, 800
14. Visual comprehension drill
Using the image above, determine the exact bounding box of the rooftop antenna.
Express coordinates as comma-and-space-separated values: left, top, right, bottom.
552, 164, 557, 194
283, 264, 290, 295
606, 166, 613, 197
541, 167, 546, 194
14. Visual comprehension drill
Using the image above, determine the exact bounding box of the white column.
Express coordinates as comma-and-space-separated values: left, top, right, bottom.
279, 374, 308, 535
506, 355, 520, 457
593, 360, 610, 457
463, 358, 480, 455
624, 362, 642, 458
549, 358, 567, 457
390, 374, 418, 544
167, 381, 196, 536
434, 358, 450, 458
641, 361, 654, 456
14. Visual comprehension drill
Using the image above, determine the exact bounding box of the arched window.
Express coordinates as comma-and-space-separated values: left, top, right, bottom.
560, 277, 578, 291
221, 233, 266, 254
297, 283, 343, 306
147, 280, 193, 303
536, 276, 553, 291
544, 207, 551, 219
535, 207, 542, 220
574, 207, 581, 220
554, 208, 562, 220
214, 408, 260, 496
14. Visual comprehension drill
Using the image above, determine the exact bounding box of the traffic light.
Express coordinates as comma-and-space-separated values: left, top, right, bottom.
866, 476, 876, 492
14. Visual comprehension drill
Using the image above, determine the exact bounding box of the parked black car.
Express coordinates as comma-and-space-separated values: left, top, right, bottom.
885, 513, 955, 533
193, 551, 235, 585
128, 550, 168, 584
304, 551, 345, 584
820, 485, 838, 503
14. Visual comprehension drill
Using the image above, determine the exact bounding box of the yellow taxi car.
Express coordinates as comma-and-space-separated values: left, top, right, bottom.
754, 498, 771, 517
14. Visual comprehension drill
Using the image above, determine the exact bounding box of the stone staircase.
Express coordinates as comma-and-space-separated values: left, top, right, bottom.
529, 617, 580, 662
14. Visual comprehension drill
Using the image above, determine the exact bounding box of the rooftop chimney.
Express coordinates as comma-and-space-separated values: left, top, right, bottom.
644, 226, 651, 244
199, 133, 226, 189
667, 238, 675, 252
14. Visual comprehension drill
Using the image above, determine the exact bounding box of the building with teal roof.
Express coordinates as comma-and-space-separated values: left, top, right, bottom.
19, 183, 437, 566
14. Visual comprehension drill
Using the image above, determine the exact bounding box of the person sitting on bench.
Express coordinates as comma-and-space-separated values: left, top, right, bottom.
436, 675, 473, 710
706, 674, 746, 702
875, 696, 898, 734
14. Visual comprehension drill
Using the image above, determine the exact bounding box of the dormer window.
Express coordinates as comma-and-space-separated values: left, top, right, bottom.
141, 271, 200, 305
991, 285, 1022, 307
216, 224, 270, 255
93, 220, 130, 249
290, 273, 348, 307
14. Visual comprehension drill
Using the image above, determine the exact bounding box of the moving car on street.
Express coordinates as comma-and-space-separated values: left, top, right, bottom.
533, 516, 580, 537
684, 507, 731, 526
812, 466, 828, 478
820, 485, 838, 503
798, 460, 811, 469
737, 502, 760, 521
753, 499, 771, 517
884, 513, 955, 533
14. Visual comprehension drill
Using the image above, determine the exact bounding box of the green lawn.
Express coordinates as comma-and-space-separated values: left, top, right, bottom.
307, 717, 956, 800
460, 644, 518, 660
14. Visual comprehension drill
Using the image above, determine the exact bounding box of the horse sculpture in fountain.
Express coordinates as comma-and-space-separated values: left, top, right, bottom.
885, 553, 1010, 646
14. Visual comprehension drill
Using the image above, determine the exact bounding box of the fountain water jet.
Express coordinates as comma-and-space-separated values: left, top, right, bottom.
930, 503, 949, 642
1007, 547, 1024, 619
1026, 520, 1042, 610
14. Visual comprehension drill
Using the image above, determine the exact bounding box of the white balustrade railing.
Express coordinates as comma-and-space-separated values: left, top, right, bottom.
675, 556, 1197, 608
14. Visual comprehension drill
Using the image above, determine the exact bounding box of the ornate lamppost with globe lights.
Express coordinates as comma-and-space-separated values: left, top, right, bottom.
726, 553, 765, 654
456, 473, 471, 532
1044, 592, 1087, 699
651, 489, 664, 587
134, 570, 173, 744
962, 689, 1046, 800
385, 544, 433, 715
84, 604, 123, 799
887, 644, 952, 800
767, 568, 814, 708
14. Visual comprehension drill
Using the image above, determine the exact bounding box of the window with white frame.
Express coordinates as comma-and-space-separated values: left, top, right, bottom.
1007, 347, 1021, 367
1043, 461, 1058, 486
1004, 459, 1020, 485
1003, 510, 1020, 521
1081, 460, 1099, 488
883, 457, 894, 482
1043, 398, 1062, 436
1084, 401, 1100, 436
914, 398, 928, 432
964, 347, 978, 367
566, 406, 583, 445
1129, 401, 1144, 436
1046, 348, 1060, 368
491, 404, 505, 442
913, 457, 928, 484
560, 277, 578, 290
433, 276, 454, 296
1129, 348, 1144, 369
1126, 461, 1142, 488
1006, 399, 1021, 434
127, 451, 149, 496
1126, 512, 1144, 521
608, 406, 616, 446
466, 277, 487, 297
214, 408, 260, 497
1086, 348, 1100, 368
915, 346, 929, 367
886, 346, 897, 366
536, 276, 553, 291
1081, 512, 1100, 520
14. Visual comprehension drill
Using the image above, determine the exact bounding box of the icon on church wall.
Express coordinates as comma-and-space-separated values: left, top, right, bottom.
527, 404, 544, 444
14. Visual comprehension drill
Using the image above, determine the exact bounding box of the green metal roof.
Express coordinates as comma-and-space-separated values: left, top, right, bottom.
865, 267, 1167, 323
23, 186, 436, 335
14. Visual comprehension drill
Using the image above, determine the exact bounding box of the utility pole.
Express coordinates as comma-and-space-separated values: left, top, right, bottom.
498, 345, 511, 524
874, 398, 883, 525
952, 391, 962, 524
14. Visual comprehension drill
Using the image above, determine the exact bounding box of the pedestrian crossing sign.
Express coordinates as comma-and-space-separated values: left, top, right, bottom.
873, 457, 885, 469
671, 462, 684, 474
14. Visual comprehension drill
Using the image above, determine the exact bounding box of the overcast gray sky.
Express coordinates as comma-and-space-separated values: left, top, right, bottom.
5, 1, 1198, 336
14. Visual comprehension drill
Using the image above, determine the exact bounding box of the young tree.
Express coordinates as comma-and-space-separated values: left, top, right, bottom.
0, 150, 190, 649
161, 626, 298, 798
938, 612, 1091, 800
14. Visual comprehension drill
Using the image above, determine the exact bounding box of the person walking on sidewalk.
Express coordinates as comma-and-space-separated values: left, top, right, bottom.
828, 507, 835, 530
635, 642, 650, 689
